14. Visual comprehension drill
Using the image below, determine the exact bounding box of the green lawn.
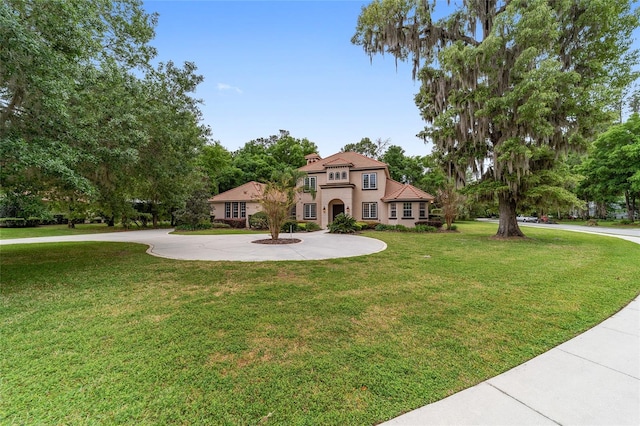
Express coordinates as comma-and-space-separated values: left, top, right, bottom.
2, 222, 639, 425
0, 224, 265, 240
0, 223, 150, 239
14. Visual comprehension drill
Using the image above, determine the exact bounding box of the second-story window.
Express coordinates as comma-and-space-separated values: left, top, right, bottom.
362, 173, 377, 190
304, 176, 316, 192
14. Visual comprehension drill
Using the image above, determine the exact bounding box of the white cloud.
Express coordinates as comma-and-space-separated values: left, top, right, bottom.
217, 83, 242, 94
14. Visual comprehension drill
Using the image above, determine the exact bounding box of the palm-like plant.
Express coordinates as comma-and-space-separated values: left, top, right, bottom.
259, 170, 313, 240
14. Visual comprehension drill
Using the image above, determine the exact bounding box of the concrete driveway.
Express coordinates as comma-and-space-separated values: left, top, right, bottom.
0, 229, 388, 261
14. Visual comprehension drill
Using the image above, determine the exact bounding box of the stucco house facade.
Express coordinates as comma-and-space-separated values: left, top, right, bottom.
209, 151, 435, 228
209, 181, 264, 227
296, 152, 434, 228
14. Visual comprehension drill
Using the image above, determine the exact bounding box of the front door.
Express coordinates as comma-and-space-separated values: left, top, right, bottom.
332, 204, 345, 221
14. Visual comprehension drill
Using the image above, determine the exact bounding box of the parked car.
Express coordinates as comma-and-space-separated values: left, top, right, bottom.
517, 215, 538, 222
539, 215, 556, 224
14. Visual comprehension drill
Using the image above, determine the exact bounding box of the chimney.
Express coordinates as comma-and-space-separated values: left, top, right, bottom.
305, 153, 321, 165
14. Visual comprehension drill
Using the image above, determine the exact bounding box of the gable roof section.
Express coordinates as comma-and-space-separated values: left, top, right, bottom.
382, 179, 435, 202
298, 151, 388, 173
209, 181, 264, 202
322, 157, 354, 168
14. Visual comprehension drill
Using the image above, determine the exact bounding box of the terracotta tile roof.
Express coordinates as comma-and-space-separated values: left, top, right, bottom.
298, 151, 388, 172
382, 179, 435, 201
321, 157, 354, 168
209, 181, 264, 202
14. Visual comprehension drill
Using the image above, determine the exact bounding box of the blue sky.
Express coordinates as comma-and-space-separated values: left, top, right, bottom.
142, 1, 640, 158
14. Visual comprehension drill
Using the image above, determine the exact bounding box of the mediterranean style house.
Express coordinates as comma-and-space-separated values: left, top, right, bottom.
209, 151, 435, 229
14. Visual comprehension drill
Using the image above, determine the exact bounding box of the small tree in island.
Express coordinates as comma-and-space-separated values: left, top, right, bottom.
259, 170, 313, 240
437, 179, 464, 231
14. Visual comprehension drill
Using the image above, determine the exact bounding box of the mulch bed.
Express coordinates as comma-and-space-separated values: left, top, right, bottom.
252, 238, 301, 245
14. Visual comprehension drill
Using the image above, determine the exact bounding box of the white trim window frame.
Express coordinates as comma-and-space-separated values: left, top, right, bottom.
303, 203, 317, 220
362, 173, 377, 190
419, 202, 427, 219
403, 202, 413, 218
304, 176, 317, 192
362, 202, 378, 220
225, 202, 246, 219
390, 202, 397, 219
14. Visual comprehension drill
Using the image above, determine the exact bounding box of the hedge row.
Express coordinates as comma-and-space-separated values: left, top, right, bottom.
0, 217, 41, 228
375, 223, 437, 233
415, 220, 443, 228
213, 218, 246, 229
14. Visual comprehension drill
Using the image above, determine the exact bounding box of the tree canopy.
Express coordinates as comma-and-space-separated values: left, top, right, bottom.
579, 114, 640, 221
341, 137, 389, 159
1, 0, 208, 226
228, 130, 318, 188
353, 0, 639, 237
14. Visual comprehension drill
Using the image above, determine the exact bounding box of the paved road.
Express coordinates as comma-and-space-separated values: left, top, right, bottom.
0, 229, 388, 261
478, 218, 640, 244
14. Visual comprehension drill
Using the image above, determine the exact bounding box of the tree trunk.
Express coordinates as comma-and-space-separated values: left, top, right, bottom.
625, 191, 633, 221
496, 192, 525, 238
152, 213, 158, 228
107, 216, 115, 227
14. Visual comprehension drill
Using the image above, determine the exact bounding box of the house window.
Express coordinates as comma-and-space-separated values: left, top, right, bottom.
329, 172, 334, 180
225, 202, 247, 219
341, 171, 347, 180
304, 176, 316, 192
362, 202, 378, 220
403, 202, 413, 218
362, 173, 377, 190
419, 202, 427, 219
303, 203, 317, 219
390, 203, 397, 219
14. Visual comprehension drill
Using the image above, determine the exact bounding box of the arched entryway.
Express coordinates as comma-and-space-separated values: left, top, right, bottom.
328, 199, 345, 222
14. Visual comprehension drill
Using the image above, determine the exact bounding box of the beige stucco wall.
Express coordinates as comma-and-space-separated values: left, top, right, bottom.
296, 168, 390, 228
210, 201, 262, 227
385, 201, 431, 227
349, 169, 386, 223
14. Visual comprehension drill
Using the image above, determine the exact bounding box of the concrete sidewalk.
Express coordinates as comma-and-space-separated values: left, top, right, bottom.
0, 229, 388, 261
382, 296, 639, 425
382, 226, 640, 425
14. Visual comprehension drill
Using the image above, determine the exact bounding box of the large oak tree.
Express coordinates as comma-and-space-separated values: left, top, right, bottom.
353, 0, 638, 237
1, 1, 208, 226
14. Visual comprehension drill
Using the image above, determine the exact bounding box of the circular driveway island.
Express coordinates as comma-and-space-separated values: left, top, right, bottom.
0, 229, 388, 261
